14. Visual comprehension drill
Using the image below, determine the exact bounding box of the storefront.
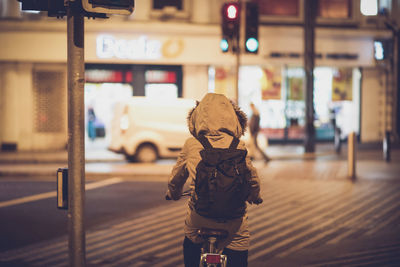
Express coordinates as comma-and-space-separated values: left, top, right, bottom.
207, 26, 389, 144
210, 65, 361, 143
0, 19, 393, 151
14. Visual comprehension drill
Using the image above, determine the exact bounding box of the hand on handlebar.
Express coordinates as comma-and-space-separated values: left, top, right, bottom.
165, 190, 173, 200
165, 189, 191, 201
248, 197, 263, 205
253, 197, 263, 205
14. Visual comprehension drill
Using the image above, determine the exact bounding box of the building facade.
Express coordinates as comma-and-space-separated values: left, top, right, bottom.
0, 0, 399, 151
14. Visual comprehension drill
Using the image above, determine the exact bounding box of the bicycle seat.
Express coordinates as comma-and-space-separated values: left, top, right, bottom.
198, 228, 229, 240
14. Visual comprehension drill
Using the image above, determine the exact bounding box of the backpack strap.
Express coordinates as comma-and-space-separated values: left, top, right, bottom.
198, 134, 240, 149
197, 134, 212, 149
229, 137, 240, 149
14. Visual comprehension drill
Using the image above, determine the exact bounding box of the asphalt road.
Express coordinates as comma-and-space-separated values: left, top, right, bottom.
1, 153, 400, 266
0, 176, 168, 253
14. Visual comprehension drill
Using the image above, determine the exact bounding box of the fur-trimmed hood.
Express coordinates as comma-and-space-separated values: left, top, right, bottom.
187, 93, 247, 138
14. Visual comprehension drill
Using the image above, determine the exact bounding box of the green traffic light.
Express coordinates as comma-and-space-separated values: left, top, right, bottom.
220, 39, 229, 52
246, 38, 258, 53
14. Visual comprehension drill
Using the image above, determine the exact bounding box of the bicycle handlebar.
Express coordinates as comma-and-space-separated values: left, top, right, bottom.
253, 198, 263, 205
166, 191, 263, 205
165, 190, 192, 201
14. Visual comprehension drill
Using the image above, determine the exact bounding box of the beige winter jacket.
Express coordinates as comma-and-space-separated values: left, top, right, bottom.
167, 93, 262, 251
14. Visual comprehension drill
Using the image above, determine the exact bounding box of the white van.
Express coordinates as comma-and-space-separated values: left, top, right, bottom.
108, 97, 196, 162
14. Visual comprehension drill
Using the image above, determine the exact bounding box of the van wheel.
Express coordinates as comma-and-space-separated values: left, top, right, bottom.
125, 154, 136, 162
135, 144, 158, 163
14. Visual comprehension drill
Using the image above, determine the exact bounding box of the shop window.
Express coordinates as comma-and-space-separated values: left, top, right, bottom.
208, 66, 237, 98
317, 0, 352, 19
257, 0, 303, 24
360, 0, 390, 16
85, 69, 132, 83
258, 0, 356, 25
316, 0, 358, 26
84, 83, 133, 142
258, 0, 299, 16
33, 71, 65, 133
235, 65, 360, 143
145, 70, 177, 83
360, 0, 378, 15
145, 70, 178, 99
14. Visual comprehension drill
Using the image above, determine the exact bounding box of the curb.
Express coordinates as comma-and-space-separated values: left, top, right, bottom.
0, 158, 124, 164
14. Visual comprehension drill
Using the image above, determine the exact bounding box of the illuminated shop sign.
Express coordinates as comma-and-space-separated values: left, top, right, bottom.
268, 52, 358, 60
85, 69, 132, 83
96, 35, 162, 60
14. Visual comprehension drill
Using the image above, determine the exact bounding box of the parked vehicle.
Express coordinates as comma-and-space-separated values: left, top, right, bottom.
108, 97, 196, 162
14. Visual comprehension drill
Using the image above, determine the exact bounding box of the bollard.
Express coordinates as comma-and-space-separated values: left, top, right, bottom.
334, 127, 342, 154
348, 132, 356, 180
383, 131, 391, 162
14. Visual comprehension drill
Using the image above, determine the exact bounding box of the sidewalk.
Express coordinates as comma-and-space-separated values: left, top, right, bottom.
0, 148, 124, 164
0, 142, 397, 163
0, 143, 339, 164
0, 143, 398, 179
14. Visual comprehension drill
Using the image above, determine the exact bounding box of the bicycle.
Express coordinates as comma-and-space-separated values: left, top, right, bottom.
198, 228, 228, 267
166, 191, 229, 267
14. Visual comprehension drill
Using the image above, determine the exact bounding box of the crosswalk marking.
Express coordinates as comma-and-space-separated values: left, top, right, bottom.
306, 243, 400, 266
248, 182, 378, 260
366, 208, 400, 235
326, 188, 400, 245
277, 183, 399, 257
1, 179, 399, 266
0, 177, 123, 208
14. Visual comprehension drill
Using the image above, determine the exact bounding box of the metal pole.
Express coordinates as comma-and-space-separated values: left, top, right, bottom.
348, 132, 356, 180
396, 30, 400, 140
234, 0, 244, 103
304, 0, 316, 152
67, 0, 86, 266
235, 30, 240, 103
383, 130, 391, 162
383, 65, 391, 162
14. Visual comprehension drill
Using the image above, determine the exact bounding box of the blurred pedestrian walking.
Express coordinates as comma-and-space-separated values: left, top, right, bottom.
87, 107, 97, 141
249, 102, 270, 162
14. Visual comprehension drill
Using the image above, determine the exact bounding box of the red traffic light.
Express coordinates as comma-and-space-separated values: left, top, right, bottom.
221, 2, 240, 52
223, 3, 240, 20
226, 3, 239, 19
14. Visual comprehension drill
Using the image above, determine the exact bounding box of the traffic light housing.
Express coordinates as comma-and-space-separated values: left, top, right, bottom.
18, 0, 66, 17
18, 0, 132, 17
245, 2, 259, 53
221, 2, 240, 53
81, 0, 134, 15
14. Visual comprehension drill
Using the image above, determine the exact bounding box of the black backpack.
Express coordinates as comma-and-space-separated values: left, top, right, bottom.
192, 135, 251, 221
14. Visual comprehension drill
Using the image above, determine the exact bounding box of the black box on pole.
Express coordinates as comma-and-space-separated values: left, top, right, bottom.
57, 168, 68, 210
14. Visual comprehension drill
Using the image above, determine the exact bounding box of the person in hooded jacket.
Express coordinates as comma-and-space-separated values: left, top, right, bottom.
166, 93, 263, 267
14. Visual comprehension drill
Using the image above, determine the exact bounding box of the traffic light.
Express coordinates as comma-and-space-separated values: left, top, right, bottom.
221, 2, 240, 53
18, 0, 66, 17
18, 0, 47, 11
220, 38, 229, 53
17, 0, 131, 17
81, 0, 134, 15
245, 2, 259, 53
